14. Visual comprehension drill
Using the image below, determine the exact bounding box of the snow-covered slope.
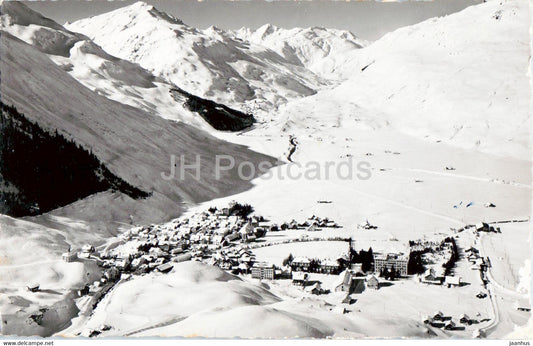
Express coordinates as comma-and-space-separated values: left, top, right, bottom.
66, 2, 336, 111
328, 0, 531, 159
0, 1, 218, 130
0, 0, 86, 57
234, 24, 367, 80
61, 261, 363, 338
0, 27, 276, 234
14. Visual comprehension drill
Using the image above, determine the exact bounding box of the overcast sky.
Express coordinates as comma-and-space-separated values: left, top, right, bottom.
26, 0, 482, 41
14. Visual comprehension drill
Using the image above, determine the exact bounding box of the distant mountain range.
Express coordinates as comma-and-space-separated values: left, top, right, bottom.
65, 1, 366, 110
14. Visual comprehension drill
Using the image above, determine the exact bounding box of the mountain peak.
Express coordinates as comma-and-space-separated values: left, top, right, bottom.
130, 1, 152, 9
122, 1, 184, 26
257, 23, 278, 38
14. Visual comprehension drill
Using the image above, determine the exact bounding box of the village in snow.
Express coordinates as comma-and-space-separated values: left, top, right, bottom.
0, 0, 531, 340
11, 200, 522, 338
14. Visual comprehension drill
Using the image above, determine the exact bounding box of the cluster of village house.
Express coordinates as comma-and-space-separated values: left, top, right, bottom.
57, 203, 411, 299
424, 310, 485, 336
55, 203, 488, 306
57, 204, 344, 293
409, 236, 467, 288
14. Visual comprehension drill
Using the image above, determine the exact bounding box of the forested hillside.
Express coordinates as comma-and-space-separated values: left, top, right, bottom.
0, 102, 149, 216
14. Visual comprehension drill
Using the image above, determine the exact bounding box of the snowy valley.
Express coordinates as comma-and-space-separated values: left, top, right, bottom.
0, 0, 531, 339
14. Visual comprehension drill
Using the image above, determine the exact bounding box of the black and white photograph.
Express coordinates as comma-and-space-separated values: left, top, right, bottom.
0, 0, 531, 341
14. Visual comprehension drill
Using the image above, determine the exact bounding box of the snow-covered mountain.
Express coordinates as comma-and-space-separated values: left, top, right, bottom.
331, 0, 531, 159
258, 0, 530, 160
64, 0, 530, 159
1, 0, 531, 339
0, 2, 277, 237
0, 1, 224, 131
233, 24, 367, 80
66, 2, 364, 111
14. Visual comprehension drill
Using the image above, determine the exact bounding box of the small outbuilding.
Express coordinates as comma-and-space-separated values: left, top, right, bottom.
62, 251, 78, 262
26, 282, 40, 293
156, 262, 174, 273
445, 276, 462, 287
366, 275, 380, 290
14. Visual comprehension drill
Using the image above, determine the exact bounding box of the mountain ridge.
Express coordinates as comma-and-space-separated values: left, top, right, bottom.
65, 1, 365, 110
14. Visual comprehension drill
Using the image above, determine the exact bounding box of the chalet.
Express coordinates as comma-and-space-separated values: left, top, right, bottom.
475, 222, 489, 232
239, 253, 254, 264
244, 235, 257, 243
306, 225, 319, 232
291, 257, 311, 271
173, 253, 192, 263
104, 267, 120, 281
62, 251, 78, 262
251, 262, 275, 280
82, 244, 95, 253
433, 311, 444, 321
276, 267, 292, 279
335, 270, 353, 292
444, 276, 462, 287
304, 282, 323, 295
156, 262, 174, 273
459, 314, 471, 325
320, 260, 341, 274
366, 275, 380, 290
26, 283, 40, 293
141, 254, 154, 262
89, 281, 102, 293
225, 232, 240, 242
130, 257, 147, 270
238, 262, 250, 274
239, 222, 255, 240
298, 221, 310, 228
292, 272, 308, 286
358, 220, 378, 230
171, 248, 184, 256
149, 247, 167, 258
444, 320, 456, 330
422, 268, 441, 285
465, 247, 479, 254
219, 261, 232, 270
289, 220, 299, 229
207, 244, 220, 251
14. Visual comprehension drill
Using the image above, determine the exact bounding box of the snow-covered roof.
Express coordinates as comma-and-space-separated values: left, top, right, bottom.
292, 257, 310, 264
292, 272, 307, 281
445, 276, 461, 285
239, 223, 255, 235
321, 260, 339, 267
252, 261, 273, 268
